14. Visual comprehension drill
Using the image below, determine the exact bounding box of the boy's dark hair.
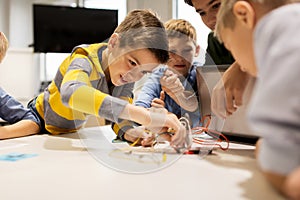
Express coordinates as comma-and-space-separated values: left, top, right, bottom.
114, 9, 169, 64
184, 0, 193, 6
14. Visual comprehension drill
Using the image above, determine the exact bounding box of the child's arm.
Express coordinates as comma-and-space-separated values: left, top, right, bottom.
255, 139, 290, 197
160, 70, 198, 112
151, 91, 165, 108
284, 167, 300, 200
0, 88, 41, 139
134, 67, 165, 109
119, 104, 186, 148
123, 126, 155, 146
0, 120, 40, 139
211, 62, 250, 118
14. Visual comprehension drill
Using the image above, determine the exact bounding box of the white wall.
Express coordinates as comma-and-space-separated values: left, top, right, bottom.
127, 0, 174, 22
0, 48, 40, 101
0, 0, 10, 38
9, 0, 34, 48
2, 0, 77, 48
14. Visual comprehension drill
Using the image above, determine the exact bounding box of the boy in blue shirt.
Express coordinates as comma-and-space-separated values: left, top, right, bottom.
0, 32, 40, 139
215, 1, 300, 199
125, 19, 200, 144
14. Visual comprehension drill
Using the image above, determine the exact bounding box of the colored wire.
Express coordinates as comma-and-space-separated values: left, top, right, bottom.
191, 115, 230, 151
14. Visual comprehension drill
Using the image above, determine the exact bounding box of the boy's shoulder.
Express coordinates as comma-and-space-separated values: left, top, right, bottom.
152, 65, 168, 73
71, 43, 107, 52
0, 87, 6, 97
255, 3, 300, 45
257, 3, 300, 28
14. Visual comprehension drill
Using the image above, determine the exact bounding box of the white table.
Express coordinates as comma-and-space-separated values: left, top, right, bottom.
0, 126, 285, 200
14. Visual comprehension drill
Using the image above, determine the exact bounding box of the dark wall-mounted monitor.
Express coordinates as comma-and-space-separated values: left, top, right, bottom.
33, 4, 118, 53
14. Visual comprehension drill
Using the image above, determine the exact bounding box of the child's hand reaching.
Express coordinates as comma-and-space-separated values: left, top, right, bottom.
121, 104, 190, 152
151, 91, 165, 108
145, 107, 190, 152
160, 69, 184, 98
124, 126, 155, 147
159, 68, 197, 112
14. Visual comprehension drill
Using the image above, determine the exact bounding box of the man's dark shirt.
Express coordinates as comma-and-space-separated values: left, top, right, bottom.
205, 32, 235, 65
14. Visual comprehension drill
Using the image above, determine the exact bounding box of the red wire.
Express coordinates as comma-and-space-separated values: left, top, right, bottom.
191, 115, 230, 151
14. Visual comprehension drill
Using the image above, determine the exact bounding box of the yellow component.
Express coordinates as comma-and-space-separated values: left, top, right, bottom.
130, 137, 140, 147
162, 153, 167, 162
